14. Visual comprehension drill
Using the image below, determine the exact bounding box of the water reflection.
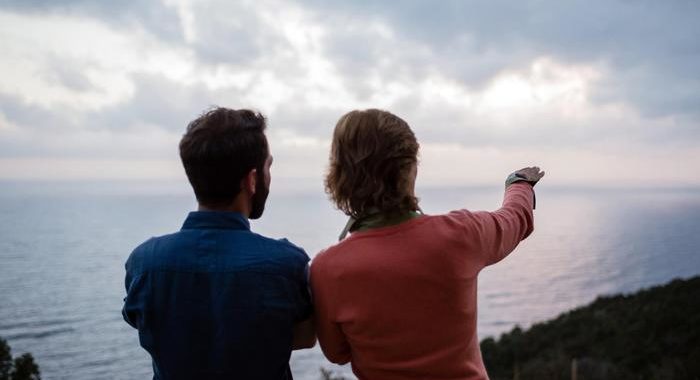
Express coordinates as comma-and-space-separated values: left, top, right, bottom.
478, 187, 700, 338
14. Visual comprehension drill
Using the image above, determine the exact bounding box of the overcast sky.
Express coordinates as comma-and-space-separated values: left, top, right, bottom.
0, 0, 698, 189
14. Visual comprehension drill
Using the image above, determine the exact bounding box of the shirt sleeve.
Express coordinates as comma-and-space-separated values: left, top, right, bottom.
310, 255, 352, 364
122, 271, 148, 329
451, 182, 535, 267
122, 245, 153, 329
278, 239, 314, 323
293, 264, 314, 323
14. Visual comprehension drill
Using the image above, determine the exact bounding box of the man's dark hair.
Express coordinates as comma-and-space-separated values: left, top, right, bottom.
179, 107, 268, 207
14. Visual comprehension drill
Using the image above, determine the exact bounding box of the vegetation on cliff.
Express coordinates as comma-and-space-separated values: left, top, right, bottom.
480, 276, 700, 380
0, 338, 40, 380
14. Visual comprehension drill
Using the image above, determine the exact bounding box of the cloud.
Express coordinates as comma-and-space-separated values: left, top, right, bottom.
0, 0, 184, 41
0, 1, 698, 184
304, 0, 700, 119
0, 10, 199, 113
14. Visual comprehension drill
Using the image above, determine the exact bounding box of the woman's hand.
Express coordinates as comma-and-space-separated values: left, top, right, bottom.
506, 166, 545, 187
515, 166, 545, 183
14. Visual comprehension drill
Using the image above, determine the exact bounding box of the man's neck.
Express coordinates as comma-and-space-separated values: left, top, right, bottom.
198, 198, 250, 217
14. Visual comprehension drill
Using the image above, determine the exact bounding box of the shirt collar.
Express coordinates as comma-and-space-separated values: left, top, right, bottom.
181, 211, 251, 231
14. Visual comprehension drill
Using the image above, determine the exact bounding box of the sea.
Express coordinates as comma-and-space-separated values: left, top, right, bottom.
1, 181, 699, 380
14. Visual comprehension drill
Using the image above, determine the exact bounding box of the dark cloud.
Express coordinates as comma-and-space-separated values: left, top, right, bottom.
182, 2, 266, 66
89, 74, 218, 133
0, 93, 76, 135
0, 1, 307, 71
0, 94, 58, 158
0, 74, 216, 159
45, 56, 95, 92
1, 0, 184, 41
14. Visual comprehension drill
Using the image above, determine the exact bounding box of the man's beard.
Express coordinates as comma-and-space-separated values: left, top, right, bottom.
249, 168, 269, 220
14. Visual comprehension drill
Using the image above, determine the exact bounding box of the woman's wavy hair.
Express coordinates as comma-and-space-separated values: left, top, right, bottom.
325, 109, 419, 218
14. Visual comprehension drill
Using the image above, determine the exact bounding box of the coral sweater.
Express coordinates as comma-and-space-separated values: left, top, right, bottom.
310, 183, 535, 380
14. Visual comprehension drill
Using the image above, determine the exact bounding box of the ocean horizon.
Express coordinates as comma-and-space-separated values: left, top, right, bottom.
1, 180, 699, 379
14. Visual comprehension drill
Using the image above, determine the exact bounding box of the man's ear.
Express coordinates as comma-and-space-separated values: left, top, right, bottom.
243, 168, 257, 195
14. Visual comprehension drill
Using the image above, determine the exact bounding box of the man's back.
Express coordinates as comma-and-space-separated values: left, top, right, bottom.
123, 211, 312, 380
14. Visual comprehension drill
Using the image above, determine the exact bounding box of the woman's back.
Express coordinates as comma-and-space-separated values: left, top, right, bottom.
311, 183, 535, 380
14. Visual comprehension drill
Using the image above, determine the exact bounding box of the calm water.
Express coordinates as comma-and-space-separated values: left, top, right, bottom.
1, 181, 699, 379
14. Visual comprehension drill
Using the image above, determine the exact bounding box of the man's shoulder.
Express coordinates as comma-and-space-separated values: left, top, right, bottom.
125, 229, 310, 276
133, 230, 186, 254
125, 231, 185, 272
253, 233, 310, 263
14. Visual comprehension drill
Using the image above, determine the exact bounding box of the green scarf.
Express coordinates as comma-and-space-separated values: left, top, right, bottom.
338, 209, 422, 241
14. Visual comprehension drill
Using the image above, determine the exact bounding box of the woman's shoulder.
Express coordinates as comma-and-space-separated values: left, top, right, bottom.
312, 238, 351, 267
310, 233, 375, 280
309, 245, 345, 284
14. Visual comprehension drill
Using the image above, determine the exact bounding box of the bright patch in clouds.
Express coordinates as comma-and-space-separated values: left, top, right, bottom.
478, 58, 598, 114
0, 11, 191, 111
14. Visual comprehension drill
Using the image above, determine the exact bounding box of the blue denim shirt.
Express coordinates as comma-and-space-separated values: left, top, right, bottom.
122, 211, 312, 380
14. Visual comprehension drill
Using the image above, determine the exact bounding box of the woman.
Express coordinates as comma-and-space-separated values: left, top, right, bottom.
310, 109, 544, 380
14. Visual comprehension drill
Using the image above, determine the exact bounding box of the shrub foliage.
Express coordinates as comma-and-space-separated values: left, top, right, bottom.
481, 276, 700, 380
0, 339, 40, 380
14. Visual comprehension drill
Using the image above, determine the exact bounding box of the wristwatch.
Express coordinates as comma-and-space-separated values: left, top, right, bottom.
505, 172, 538, 209
505, 172, 539, 187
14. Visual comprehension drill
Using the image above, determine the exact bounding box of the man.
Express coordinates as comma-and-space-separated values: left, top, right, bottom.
122, 107, 315, 380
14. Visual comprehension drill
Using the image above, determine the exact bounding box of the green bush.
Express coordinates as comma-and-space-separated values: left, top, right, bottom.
0, 339, 40, 380
481, 276, 700, 380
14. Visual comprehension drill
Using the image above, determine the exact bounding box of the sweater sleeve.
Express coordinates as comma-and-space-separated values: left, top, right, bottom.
478, 182, 535, 265
450, 182, 535, 267
310, 254, 352, 364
